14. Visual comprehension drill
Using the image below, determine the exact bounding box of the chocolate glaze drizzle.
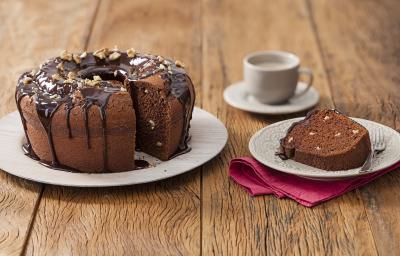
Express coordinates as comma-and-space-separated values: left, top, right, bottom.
16, 50, 195, 171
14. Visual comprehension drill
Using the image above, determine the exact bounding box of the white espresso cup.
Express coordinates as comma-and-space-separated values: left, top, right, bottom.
243, 51, 313, 104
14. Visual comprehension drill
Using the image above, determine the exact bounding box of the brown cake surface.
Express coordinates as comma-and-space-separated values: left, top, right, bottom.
277, 109, 371, 171
16, 48, 195, 173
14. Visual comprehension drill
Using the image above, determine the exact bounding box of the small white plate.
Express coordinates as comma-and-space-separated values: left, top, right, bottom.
0, 107, 228, 187
223, 81, 320, 115
249, 117, 400, 181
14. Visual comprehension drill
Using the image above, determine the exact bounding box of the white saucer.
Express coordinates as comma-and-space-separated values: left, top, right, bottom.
249, 117, 400, 181
0, 107, 228, 187
223, 81, 320, 115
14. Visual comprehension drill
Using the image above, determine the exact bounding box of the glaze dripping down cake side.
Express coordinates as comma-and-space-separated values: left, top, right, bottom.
277, 109, 371, 171
16, 48, 195, 173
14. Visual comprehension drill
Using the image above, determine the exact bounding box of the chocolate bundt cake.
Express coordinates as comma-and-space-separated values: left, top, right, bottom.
277, 109, 371, 171
16, 48, 195, 173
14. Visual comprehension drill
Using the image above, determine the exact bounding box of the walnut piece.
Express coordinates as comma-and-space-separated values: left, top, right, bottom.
73, 54, 81, 64
60, 50, 73, 61
51, 73, 62, 81
23, 77, 32, 84
80, 51, 87, 58
126, 48, 136, 58
109, 52, 121, 61
175, 60, 185, 68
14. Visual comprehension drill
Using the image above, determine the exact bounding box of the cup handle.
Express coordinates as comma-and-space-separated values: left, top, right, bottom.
292, 67, 313, 99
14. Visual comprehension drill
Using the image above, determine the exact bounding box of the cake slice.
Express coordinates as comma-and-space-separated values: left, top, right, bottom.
277, 109, 371, 171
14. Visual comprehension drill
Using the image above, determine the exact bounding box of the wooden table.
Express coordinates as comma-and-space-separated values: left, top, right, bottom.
0, 0, 399, 255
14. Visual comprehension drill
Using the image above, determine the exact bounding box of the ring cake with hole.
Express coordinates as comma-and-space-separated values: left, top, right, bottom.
277, 109, 371, 171
16, 48, 195, 173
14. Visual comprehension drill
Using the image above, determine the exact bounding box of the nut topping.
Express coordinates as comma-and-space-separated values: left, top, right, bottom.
93, 75, 102, 81
73, 54, 81, 64
157, 56, 164, 62
120, 87, 127, 92
352, 129, 359, 134
56, 62, 64, 71
156, 141, 162, 147
335, 132, 341, 137
126, 48, 136, 58
175, 60, 185, 68
323, 116, 330, 121
93, 48, 109, 59
309, 132, 316, 136
108, 52, 121, 61
60, 50, 73, 61
23, 77, 32, 84
51, 73, 62, 81
288, 137, 294, 143
80, 51, 87, 58
159, 64, 166, 70
84, 78, 99, 87
67, 71, 76, 80
315, 146, 321, 150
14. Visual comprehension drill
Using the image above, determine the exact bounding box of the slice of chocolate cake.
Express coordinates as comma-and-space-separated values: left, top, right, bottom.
277, 109, 371, 171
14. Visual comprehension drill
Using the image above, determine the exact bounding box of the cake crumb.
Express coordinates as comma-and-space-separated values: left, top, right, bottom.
309, 132, 316, 136
352, 129, 359, 134
288, 137, 293, 143
156, 141, 162, 147
144, 89, 149, 94
315, 146, 321, 150
323, 116, 330, 121
335, 132, 341, 137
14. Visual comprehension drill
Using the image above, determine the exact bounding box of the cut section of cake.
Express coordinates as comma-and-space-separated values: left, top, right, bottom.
277, 109, 371, 171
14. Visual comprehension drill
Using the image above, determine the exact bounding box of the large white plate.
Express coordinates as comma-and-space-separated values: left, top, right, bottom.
249, 117, 400, 180
0, 107, 228, 187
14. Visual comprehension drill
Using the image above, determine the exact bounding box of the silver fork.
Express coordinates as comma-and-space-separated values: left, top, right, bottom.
360, 128, 386, 173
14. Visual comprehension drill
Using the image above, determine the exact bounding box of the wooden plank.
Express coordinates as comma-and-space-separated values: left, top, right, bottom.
201, 0, 378, 255
0, 0, 98, 255
25, 0, 202, 255
309, 0, 400, 254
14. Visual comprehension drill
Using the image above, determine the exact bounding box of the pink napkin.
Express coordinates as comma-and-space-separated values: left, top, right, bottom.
229, 157, 400, 207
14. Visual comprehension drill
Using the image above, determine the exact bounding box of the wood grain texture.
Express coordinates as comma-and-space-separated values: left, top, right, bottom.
0, 0, 98, 255
25, 0, 202, 255
309, 0, 400, 255
201, 0, 378, 255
